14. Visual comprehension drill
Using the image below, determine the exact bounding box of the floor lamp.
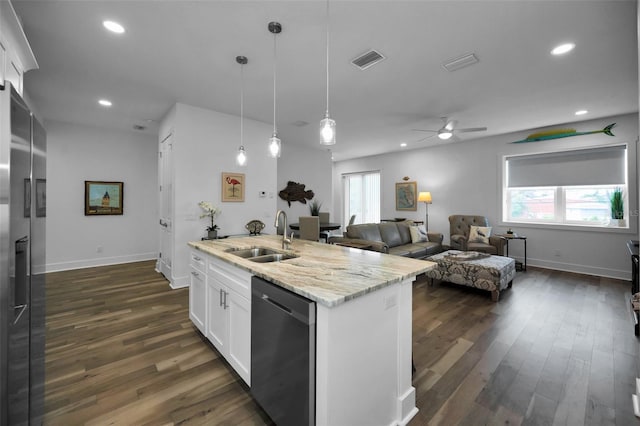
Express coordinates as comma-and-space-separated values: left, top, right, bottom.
418, 192, 432, 231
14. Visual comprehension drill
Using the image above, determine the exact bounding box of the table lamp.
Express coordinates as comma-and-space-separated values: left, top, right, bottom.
418, 191, 432, 230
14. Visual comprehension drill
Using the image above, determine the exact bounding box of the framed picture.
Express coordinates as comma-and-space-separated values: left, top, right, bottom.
395, 181, 417, 211
35, 179, 46, 217
85, 181, 123, 215
24, 179, 31, 217
221, 172, 245, 202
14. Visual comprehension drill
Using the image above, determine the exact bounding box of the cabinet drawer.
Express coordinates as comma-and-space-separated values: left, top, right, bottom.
208, 257, 251, 300
190, 251, 206, 273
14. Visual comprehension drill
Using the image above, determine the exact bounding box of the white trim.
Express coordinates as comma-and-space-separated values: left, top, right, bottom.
527, 259, 630, 281
45, 252, 156, 273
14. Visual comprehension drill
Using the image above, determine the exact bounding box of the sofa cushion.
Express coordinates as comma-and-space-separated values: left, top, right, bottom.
467, 241, 498, 255
409, 226, 427, 243
346, 223, 383, 242
396, 221, 413, 245
388, 245, 412, 257
469, 225, 491, 244
379, 223, 403, 247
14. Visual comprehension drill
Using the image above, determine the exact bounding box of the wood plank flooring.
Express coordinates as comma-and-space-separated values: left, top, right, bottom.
43, 261, 639, 425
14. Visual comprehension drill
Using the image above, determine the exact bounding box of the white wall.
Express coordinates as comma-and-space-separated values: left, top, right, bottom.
334, 113, 639, 280
163, 103, 278, 287
46, 121, 158, 271
277, 142, 333, 224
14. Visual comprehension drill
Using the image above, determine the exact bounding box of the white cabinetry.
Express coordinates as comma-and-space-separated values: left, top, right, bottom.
0, 1, 38, 95
206, 256, 251, 385
188, 250, 251, 385
189, 251, 206, 333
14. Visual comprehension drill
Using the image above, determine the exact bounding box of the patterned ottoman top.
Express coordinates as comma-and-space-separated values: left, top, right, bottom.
427, 250, 515, 269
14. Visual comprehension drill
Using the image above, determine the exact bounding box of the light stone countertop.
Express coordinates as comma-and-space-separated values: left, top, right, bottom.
188, 234, 436, 308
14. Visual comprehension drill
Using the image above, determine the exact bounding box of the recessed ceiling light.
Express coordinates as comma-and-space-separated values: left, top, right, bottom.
103, 20, 125, 34
400, 143, 407, 147
98, 99, 112, 107
551, 43, 575, 56
575, 110, 588, 116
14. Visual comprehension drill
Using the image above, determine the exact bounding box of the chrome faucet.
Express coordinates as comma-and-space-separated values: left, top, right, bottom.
274, 209, 293, 250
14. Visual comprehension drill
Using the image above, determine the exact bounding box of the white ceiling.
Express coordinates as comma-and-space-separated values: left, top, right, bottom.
11, 0, 639, 161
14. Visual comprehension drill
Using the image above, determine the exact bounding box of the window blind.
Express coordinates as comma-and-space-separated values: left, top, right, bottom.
506, 145, 626, 188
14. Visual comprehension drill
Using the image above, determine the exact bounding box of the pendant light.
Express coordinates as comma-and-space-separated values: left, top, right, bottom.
236, 55, 248, 167
268, 22, 282, 158
319, 0, 336, 145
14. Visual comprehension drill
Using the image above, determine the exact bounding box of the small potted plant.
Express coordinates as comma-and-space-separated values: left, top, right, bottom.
309, 199, 322, 216
609, 187, 624, 227
199, 201, 221, 238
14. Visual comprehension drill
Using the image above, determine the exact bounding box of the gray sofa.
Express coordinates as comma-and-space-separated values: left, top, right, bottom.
328, 221, 443, 258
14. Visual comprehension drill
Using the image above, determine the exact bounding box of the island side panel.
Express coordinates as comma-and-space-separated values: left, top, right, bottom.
315, 277, 417, 426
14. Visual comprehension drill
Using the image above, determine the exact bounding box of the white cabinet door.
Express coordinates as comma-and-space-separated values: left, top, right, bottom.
189, 268, 206, 333
206, 276, 227, 354
227, 289, 251, 385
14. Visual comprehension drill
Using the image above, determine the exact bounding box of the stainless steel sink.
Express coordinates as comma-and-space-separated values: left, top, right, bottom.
226, 247, 298, 263
248, 253, 298, 263
227, 247, 281, 258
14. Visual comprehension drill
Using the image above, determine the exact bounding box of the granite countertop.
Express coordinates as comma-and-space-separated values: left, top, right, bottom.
188, 235, 435, 308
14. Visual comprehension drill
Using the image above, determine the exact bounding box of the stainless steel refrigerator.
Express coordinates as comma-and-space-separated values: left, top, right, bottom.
0, 82, 46, 425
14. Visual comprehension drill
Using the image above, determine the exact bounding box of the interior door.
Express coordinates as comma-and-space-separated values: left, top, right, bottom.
158, 133, 173, 280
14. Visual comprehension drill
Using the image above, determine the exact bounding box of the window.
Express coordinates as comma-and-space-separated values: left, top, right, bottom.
343, 171, 380, 225
504, 145, 627, 227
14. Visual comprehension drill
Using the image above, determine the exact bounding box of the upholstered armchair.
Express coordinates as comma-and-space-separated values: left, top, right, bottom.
448, 215, 506, 256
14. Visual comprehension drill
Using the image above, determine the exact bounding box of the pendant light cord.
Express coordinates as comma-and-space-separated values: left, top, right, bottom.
240, 62, 244, 148
325, 0, 330, 115
273, 32, 277, 134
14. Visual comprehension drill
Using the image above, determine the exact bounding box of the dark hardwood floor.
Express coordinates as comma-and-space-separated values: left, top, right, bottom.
43, 261, 639, 425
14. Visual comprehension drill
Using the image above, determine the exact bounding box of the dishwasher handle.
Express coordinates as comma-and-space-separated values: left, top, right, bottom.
262, 294, 292, 315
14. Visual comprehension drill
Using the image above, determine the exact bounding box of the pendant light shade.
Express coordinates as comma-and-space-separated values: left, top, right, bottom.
236, 145, 247, 166
319, 0, 336, 146
320, 112, 336, 145
268, 22, 282, 158
236, 55, 248, 167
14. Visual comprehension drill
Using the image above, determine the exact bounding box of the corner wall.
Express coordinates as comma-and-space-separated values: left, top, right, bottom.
46, 121, 158, 272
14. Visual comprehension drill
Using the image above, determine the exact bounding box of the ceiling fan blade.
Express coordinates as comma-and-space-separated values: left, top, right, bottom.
455, 127, 487, 133
443, 120, 455, 131
415, 134, 437, 142
411, 129, 437, 133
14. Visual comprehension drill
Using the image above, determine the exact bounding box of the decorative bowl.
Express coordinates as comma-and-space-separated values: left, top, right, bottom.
245, 220, 266, 235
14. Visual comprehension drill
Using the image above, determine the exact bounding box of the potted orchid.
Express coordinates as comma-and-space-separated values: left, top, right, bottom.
199, 201, 221, 239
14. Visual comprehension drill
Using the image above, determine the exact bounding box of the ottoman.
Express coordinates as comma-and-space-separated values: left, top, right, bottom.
424, 250, 516, 302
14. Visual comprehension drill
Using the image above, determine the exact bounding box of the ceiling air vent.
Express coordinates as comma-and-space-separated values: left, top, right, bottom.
351, 49, 385, 70
442, 53, 479, 72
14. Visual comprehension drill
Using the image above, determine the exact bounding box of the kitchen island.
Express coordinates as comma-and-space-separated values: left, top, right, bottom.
188, 235, 435, 426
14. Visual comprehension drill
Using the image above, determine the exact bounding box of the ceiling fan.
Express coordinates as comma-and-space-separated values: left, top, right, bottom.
413, 118, 487, 141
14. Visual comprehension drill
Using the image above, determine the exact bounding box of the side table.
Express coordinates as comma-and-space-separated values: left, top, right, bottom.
497, 234, 527, 272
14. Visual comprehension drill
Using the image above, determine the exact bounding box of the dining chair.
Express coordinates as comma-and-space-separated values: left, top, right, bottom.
318, 212, 330, 242
299, 216, 320, 241
349, 214, 356, 225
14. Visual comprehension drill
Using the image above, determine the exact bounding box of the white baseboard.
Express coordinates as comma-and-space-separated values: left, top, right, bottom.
527, 258, 630, 281
45, 252, 157, 273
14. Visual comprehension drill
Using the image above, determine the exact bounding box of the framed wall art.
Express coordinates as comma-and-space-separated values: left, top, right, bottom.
85, 181, 123, 215
395, 181, 417, 211
222, 172, 245, 202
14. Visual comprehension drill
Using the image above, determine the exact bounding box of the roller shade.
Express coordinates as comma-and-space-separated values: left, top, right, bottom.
506, 145, 626, 188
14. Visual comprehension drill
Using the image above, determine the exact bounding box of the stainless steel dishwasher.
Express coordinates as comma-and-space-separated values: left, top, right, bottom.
251, 276, 316, 426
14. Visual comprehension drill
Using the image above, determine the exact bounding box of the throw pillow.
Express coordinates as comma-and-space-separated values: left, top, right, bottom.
469, 225, 491, 244
409, 226, 427, 243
